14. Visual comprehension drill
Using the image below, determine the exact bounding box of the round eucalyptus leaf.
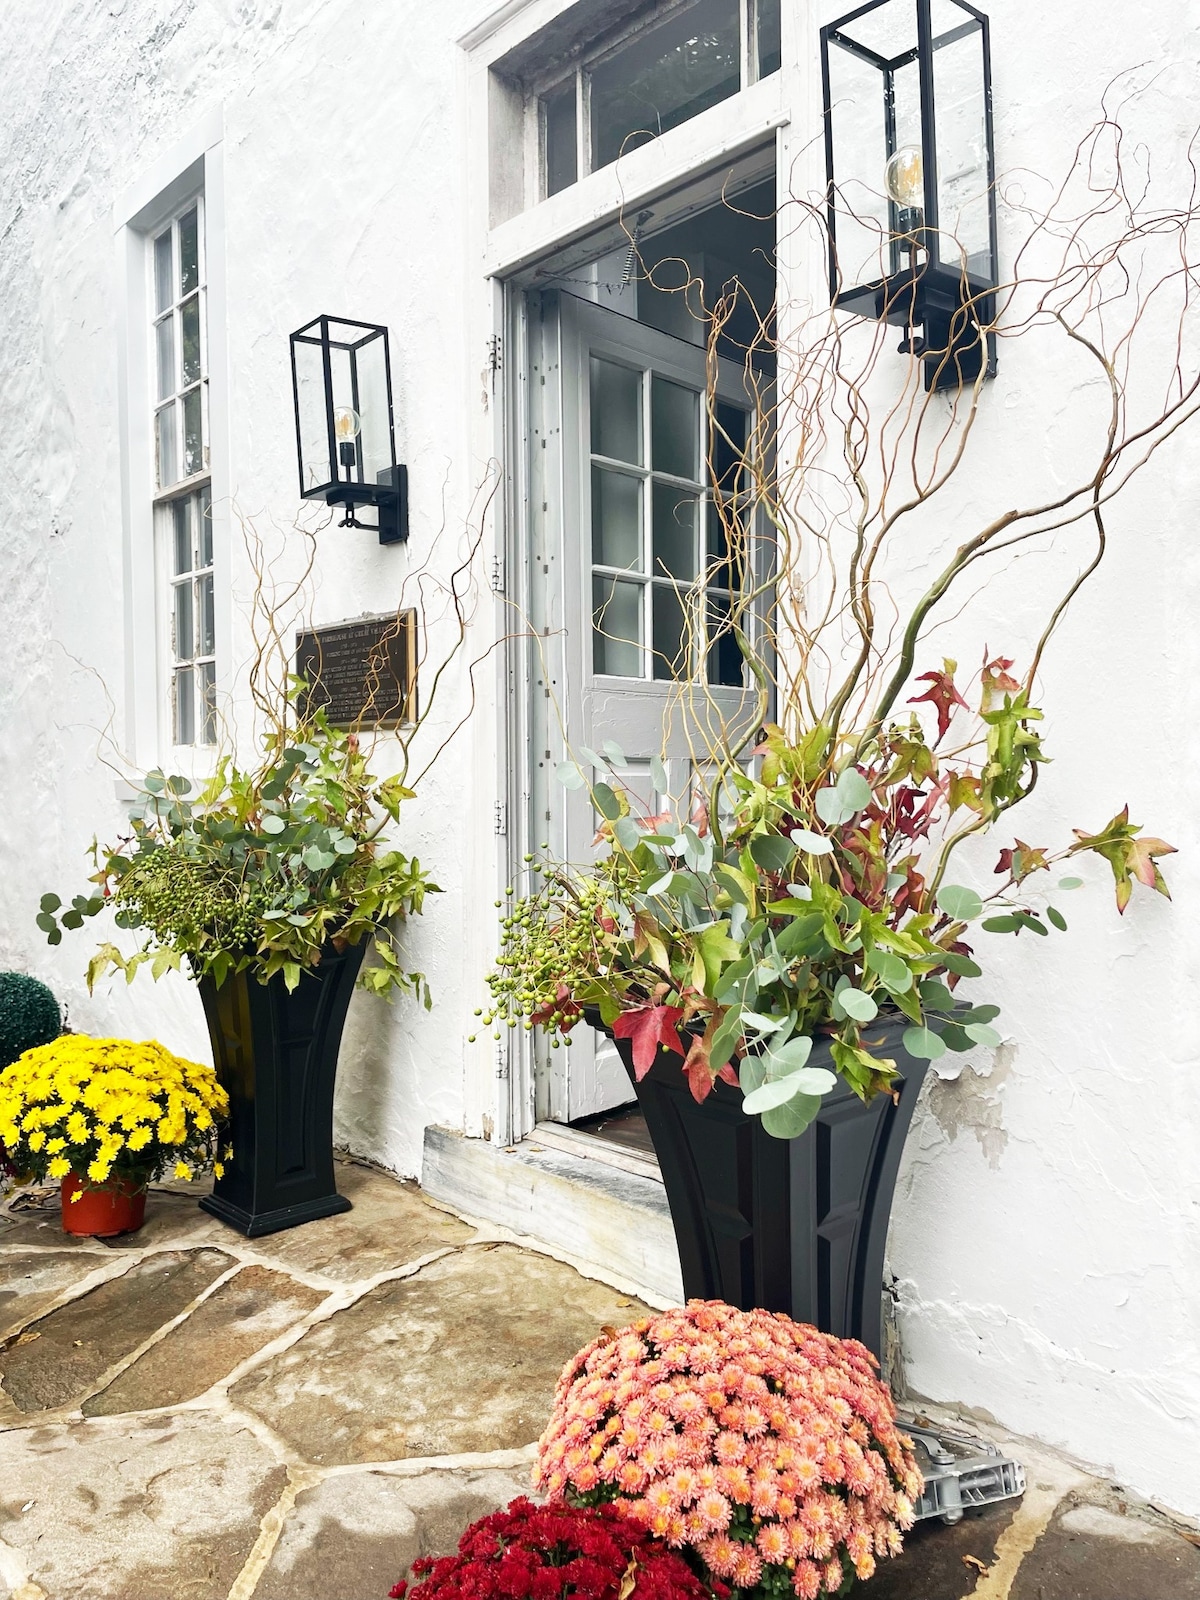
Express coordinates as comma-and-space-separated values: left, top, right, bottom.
261, 814, 287, 835
1047, 905, 1067, 932
613, 816, 642, 852
39, 893, 61, 914
1058, 876, 1084, 890
867, 948, 913, 993
650, 755, 669, 794
814, 786, 853, 827
749, 834, 797, 873
143, 772, 165, 794
644, 872, 676, 898
937, 884, 984, 921
738, 1054, 767, 1093
766, 1035, 814, 1073
556, 762, 585, 790
334, 836, 358, 855
836, 987, 879, 1023
592, 781, 622, 821
602, 739, 627, 767
783, 1066, 837, 1095
964, 1022, 1002, 1048
836, 768, 871, 812
937, 1022, 976, 1052
761, 1093, 821, 1140
743, 1075, 809, 1114
902, 1025, 947, 1061
791, 828, 833, 856
918, 979, 956, 1013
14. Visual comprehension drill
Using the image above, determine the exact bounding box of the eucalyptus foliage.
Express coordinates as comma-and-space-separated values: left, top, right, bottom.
41, 705, 436, 1001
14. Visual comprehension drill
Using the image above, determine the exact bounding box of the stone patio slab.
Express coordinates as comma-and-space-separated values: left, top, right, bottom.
232, 1162, 474, 1284
859, 1500, 1020, 1598
0, 1411, 286, 1600
0, 1250, 117, 1342
1010, 1494, 1200, 1600
230, 1243, 647, 1465
254, 1466, 533, 1600
84, 1264, 327, 1416
1, 1248, 234, 1414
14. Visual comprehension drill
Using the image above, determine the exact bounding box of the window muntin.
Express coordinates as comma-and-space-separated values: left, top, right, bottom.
588, 355, 750, 686
152, 202, 207, 490
160, 485, 216, 747
540, 0, 781, 200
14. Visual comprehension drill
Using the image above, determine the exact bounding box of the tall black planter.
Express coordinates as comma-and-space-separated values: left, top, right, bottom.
198, 939, 366, 1237
605, 1015, 928, 1359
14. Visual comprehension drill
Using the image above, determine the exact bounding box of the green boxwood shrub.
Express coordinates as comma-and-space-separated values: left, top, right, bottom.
0, 972, 63, 1069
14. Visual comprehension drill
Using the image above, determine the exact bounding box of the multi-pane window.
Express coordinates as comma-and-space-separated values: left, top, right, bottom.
151, 197, 214, 746
152, 202, 207, 489
542, 0, 782, 198
589, 355, 749, 686
161, 487, 216, 746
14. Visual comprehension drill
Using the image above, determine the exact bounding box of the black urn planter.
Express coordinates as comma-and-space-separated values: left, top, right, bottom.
198, 938, 367, 1238
603, 1014, 928, 1359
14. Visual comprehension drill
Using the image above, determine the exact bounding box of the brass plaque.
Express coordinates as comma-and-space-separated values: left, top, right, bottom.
295, 611, 416, 728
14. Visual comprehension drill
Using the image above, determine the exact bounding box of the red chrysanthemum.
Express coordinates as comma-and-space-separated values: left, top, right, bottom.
388, 1496, 712, 1600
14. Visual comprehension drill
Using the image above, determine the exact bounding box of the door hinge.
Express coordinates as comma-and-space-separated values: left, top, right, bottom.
495, 1038, 509, 1080
488, 334, 503, 375
493, 802, 507, 836
490, 553, 505, 593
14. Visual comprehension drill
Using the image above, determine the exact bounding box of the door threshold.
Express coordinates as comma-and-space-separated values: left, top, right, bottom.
530, 1120, 662, 1184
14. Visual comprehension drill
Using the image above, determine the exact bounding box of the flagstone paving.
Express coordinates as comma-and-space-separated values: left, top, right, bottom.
1, 1157, 1197, 1600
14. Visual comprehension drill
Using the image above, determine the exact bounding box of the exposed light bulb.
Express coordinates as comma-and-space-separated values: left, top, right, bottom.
884, 146, 924, 209
333, 405, 362, 442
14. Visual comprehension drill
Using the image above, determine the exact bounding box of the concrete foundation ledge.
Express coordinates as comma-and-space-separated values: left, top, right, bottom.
421, 1126, 685, 1306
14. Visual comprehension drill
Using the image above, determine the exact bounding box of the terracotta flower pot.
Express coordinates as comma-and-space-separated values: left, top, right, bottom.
60, 1173, 147, 1237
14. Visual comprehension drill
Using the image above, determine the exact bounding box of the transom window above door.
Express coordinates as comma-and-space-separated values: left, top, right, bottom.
589, 355, 751, 686
541, 0, 781, 199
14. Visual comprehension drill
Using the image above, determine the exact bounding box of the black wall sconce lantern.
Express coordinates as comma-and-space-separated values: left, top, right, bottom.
290, 315, 408, 544
820, 0, 998, 391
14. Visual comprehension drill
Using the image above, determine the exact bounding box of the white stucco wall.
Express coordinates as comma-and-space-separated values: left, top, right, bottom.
0, 0, 1197, 1518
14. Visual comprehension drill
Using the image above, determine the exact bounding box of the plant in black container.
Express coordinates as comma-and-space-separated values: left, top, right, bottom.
483, 108, 1196, 1354
41, 700, 436, 1237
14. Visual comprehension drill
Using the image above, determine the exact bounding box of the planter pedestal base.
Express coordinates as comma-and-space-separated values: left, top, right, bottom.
198, 1188, 352, 1239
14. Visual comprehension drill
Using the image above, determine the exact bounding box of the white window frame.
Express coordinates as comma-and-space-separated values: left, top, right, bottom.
150, 195, 210, 496
115, 110, 229, 775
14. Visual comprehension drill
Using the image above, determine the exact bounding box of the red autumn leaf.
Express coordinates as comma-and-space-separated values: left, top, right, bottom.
530, 984, 581, 1029
980, 652, 1021, 712
1070, 806, 1177, 914
682, 1034, 715, 1102
908, 661, 969, 741
994, 839, 1050, 882
611, 1004, 686, 1079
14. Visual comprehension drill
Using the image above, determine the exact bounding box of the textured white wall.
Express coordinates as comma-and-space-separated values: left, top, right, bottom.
0, 0, 1196, 1517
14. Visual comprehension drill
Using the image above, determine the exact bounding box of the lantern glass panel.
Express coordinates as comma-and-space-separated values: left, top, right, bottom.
825, 41, 890, 293
293, 333, 333, 494
930, 0, 992, 281
353, 334, 394, 489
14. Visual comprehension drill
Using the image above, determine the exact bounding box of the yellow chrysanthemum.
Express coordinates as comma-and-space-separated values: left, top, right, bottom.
173, 1160, 191, 1180
48, 1156, 71, 1179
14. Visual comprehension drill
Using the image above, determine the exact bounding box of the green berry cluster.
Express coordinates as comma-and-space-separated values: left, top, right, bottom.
115, 849, 274, 957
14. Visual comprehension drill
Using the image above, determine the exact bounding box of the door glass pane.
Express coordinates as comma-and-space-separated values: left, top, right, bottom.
156, 403, 177, 487
757, 0, 782, 78
590, 0, 741, 172
707, 498, 748, 590
174, 667, 194, 746
652, 482, 698, 580
198, 487, 213, 566
712, 402, 748, 491
180, 295, 202, 385
155, 315, 175, 401
707, 592, 744, 686
591, 466, 642, 569
544, 80, 578, 196
183, 388, 203, 477
174, 580, 194, 662
154, 229, 173, 314
652, 583, 689, 680
179, 207, 199, 295
652, 377, 699, 479
198, 661, 216, 745
198, 573, 215, 655
593, 576, 643, 676
590, 357, 642, 463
